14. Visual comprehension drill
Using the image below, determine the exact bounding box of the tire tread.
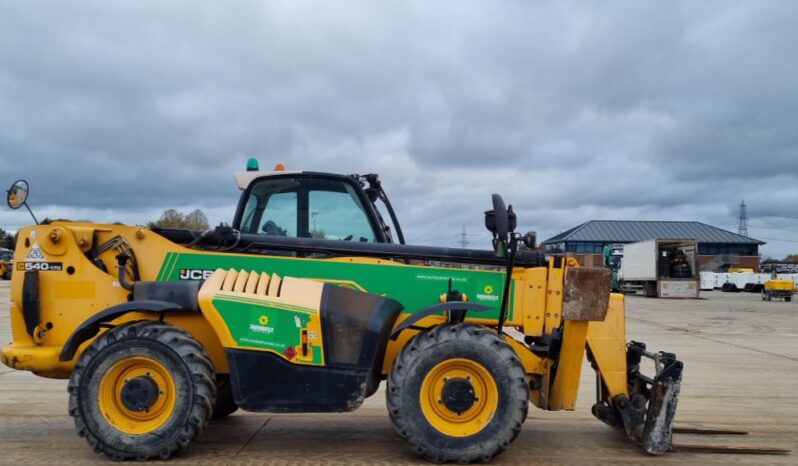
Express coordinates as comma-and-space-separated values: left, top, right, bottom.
68, 320, 215, 461
387, 323, 528, 463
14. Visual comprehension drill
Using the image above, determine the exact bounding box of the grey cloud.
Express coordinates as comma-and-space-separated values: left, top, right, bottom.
0, 0, 796, 258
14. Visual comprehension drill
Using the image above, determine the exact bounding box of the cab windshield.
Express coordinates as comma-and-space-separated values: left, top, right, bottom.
238, 176, 379, 242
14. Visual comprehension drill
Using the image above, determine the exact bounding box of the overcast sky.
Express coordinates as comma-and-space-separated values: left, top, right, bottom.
1, 1, 796, 258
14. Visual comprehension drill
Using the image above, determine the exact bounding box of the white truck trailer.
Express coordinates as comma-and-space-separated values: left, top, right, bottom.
618, 238, 700, 298
700, 271, 798, 292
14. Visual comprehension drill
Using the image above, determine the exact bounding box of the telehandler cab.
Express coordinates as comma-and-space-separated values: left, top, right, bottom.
1, 162, 684, 462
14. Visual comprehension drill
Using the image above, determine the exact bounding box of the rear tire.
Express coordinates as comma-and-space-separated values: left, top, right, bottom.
387, 323, 528, 463
68, 320, 215, 460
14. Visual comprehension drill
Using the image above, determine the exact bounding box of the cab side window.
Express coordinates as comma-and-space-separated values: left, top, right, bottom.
308, 187, 376, 242
239, 178, 300, 235
260, 192, 297, 236
238, 176, 379, 242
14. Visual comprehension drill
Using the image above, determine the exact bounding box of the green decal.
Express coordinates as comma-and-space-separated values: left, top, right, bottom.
160, 252, 515, 320
213, 296, 322, 365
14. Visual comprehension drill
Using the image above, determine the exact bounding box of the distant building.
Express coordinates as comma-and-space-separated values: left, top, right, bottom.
541, 220, 765, 271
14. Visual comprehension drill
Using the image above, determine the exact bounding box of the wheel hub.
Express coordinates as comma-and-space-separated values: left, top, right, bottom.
120, 376, 160, 412
441, 377, 476, 414
419, 358, 499, 437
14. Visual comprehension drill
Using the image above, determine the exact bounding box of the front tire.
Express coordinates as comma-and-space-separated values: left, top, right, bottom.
68, 320, 215, 460
387, 323, 528, 463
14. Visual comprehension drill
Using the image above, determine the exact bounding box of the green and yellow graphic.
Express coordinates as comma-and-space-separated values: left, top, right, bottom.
211, 294, 324, 365
158, 252, 514, 321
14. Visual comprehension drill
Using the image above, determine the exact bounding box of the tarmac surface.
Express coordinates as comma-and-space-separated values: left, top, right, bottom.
0, 280, 796, 465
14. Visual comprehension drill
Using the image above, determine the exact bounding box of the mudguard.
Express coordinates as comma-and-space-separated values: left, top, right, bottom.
59, 281, 203, 361
389, 301, 490, 340
58, 300, 191, 361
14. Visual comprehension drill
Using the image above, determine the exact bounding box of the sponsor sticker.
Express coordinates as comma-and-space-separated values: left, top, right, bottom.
476, 293, 500, 302
248, 314, 275, 335
476, 282, 500, 302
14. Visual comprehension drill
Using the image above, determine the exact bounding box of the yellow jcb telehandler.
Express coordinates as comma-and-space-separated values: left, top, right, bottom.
1, 165, 685, 462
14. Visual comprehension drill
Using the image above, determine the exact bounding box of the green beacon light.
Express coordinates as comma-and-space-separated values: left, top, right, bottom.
246, 158, 259, 172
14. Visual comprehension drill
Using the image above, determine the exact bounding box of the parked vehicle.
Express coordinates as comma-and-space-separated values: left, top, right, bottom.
762, 278, 795, 302
618, 239, 699, 298
0, 248, 13, 280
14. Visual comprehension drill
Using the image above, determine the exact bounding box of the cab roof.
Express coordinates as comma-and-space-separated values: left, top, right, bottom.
233, 170, 361, 191
233, 170, 304, 190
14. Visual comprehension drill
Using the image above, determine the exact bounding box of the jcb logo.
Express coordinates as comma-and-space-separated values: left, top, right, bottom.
179, 269, 215, 280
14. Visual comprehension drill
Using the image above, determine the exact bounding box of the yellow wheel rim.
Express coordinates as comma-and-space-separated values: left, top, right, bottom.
98, 356, 177, 435
419, 358, 499, 437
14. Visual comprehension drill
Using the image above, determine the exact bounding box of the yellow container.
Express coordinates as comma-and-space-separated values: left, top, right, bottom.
765, 279, 794, 292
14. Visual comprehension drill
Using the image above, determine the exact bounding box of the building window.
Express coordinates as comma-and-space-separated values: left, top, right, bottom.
566, 242, 605, 254
698, 243, 758, 256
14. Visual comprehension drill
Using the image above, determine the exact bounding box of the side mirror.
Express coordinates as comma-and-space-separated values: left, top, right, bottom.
485, 194, 518, 257
523, 231, 537, 249
6, 179, 39, 224
7, 179, 29, 209
484, 210, 496, 234
507, 205, 517, 233
492, 194, 509, 238
484, 194, 509, 238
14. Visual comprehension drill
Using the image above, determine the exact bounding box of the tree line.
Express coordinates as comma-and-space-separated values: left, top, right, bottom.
0, 209, 210, 250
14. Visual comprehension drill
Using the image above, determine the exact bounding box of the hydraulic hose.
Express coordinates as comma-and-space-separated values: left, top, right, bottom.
116, 253, 134, 291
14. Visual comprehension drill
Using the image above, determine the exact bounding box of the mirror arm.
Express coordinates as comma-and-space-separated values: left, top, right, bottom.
24, 202, 39, 225
496, 233, 518, 335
